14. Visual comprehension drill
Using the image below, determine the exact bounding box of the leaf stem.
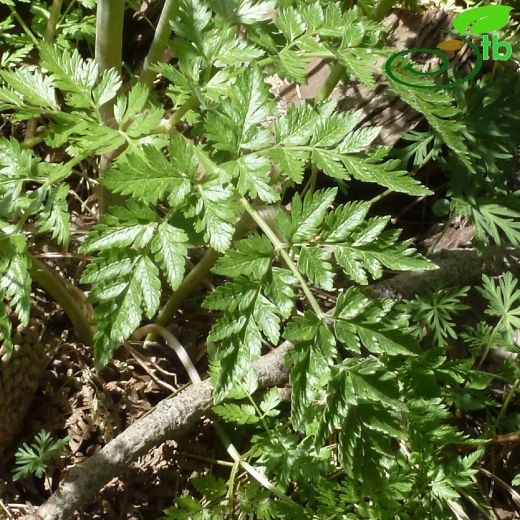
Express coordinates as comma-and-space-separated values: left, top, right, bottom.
30, 257, 94, 345
315, 0, 393, 102
240, 197, 325, 320
162, 94, 200, 131
9, 6, 39, 46
153, 249, 220, 330
315, 63, 345, 102
495, 378, 520, 427
140, 0, 181, 88
24, 0, 64, 146
95, 0, 125, 212
44, 0, 64, 43
95, 0, 124, 75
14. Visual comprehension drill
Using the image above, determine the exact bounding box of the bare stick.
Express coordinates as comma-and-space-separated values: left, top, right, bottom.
32, 342, 292, 520
370, 247, 520, 300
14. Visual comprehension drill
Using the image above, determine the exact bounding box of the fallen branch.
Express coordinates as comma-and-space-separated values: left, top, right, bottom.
370, 247, 520, 300
30, 247, 520, 519
31, 342, 292, 520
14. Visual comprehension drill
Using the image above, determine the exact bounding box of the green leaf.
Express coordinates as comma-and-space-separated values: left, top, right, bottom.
232, 154, 279, 203
0, 67, 57, 109
333, 288, 419, 356
311, 112, 361, 147
267, 147, 307, 183
101, 144, 191, 207
285, 312, 336, 426
40, 44, 98, 108
35, 184, 71, 247
187, 177, 238, 252
212, 234, 273, 279
479, 272, 520, 343
0, 233, 31, 326
150, 222, 188, 290
134, 256, 161, 319
389, 79, 471, 169
276, 7, 305, 42
91, 68, 121, 108
204, 67, 272, 154
284, 188, 337, 243
298, 246, 334, 291
470, 201, 520, 246
342, 155, 432, 196
0, 137, 36, 209
213, 403, 260, 425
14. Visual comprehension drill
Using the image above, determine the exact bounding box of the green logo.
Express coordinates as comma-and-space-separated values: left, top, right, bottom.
385, 5, 513, 89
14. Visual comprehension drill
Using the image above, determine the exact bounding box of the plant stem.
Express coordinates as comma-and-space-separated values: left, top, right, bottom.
30, 257, 93, 345
9, 6, 39, 46
44, 0, 64, 43
140, 0, 180, 88
495, 378, 520, 427
315, 63, 345, 102
95, 0, 125, 212
162, 94, 200, 131
154, 248, 220, 329
240, 197, 324, 319
149, 213, 252, 341
315, 0, 394, 103
95, 0, 124, 75
23, 0, 64, 146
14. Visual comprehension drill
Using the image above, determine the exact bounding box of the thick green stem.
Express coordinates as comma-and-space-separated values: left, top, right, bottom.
140, 0, 180, 88
30, 257, 94, 345
95, 0, 124, 75
154, 248, 220, 330
95, 0, 125, 212
316, 0, 394, 102
149, 213, 253, 341
315, 63, 346, 102
44, 0, 64, 42
162, 94, 199, 131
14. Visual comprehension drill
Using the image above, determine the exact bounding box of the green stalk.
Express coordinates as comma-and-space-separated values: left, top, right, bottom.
44, 0, 64, 43
315, 0, 394, 102
30, 257, 94, 345
162, 94, 199, 131
154, 248, 220, 330
24, 0, 64, 146
495, 378, 520, 427
95, 0, 124, 75
95, 0, 125, 213
9, 6, 39, 46
240, 197, 324, 319
140, 0, 181, 88
315, 63, 346, 102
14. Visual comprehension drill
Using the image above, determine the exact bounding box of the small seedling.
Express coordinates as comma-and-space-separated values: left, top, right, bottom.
12, 429, 69, 482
